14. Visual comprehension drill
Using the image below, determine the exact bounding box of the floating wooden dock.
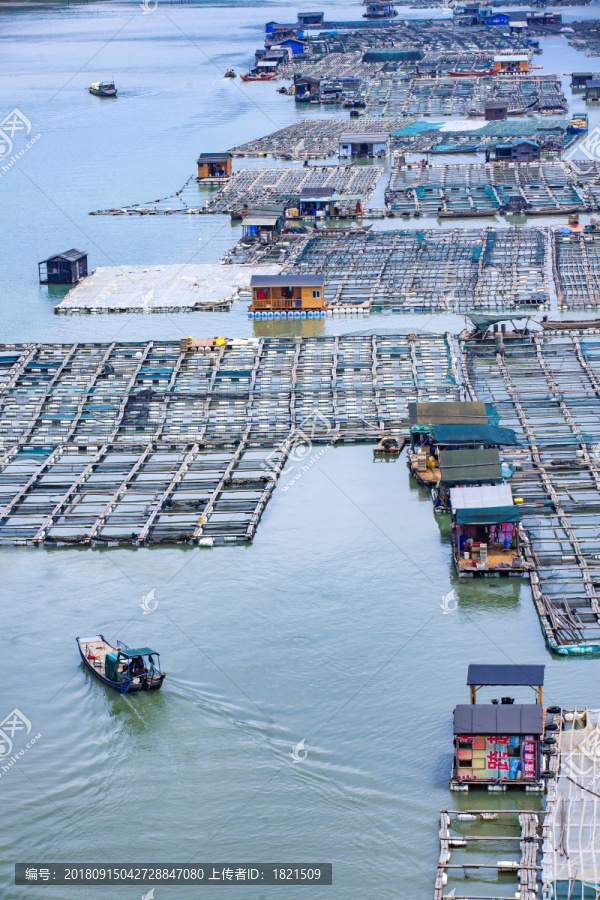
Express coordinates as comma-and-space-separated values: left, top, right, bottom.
0, 335, 460, 546
54, 264, 283, 314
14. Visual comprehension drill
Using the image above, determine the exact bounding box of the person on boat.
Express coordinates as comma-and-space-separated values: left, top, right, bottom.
131, 656, 147, 676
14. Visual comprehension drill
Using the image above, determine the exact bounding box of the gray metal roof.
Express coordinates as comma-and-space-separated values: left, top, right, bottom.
299, 187, 334, 199
45, 249, 87, 262
197, 153, 231, 161
450, 484, 514, 511
453, 704, 544, 735
243, 216, 281, 226
339, 132, 391, 142
467, 664, 545, 686
250, 274, 324, 287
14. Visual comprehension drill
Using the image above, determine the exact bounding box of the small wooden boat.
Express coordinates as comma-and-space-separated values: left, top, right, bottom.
241, 72, 276, 82
224, 69, 236, 78
374, 436, 406, 457
89, 81, 117, 97
77, 635, 165, 694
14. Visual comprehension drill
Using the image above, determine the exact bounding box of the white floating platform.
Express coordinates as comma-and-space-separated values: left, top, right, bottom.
55, 263, 283, 314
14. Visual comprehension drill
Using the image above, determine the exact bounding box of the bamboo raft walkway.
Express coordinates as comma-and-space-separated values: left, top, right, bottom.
552, 230, 600, 309
278, 227, 549, 311
435, 809, 543, 900
200, 165, 383, 215
461, 332, 600, 653
0, 335, 460, 546
387, 161, 598, 218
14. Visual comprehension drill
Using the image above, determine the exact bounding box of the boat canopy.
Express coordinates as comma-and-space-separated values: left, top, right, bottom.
450, 484, 518, 528
432, 423, 519, 447
467, 664, 545, 686
466, 312, 531, 333
439, 448, 502, 486
455, 506, 519, 525
453, 704, 544, 735
118, 647, 157, 657
408, 400, 489, 426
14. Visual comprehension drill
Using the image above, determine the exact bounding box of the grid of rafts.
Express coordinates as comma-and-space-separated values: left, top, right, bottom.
284, 228, 549, 310
463, 333, 600, 653
231, 117, 409, 159
552, 230, 600, 309
387, 161, 595, 218
357, 75, 566, 117
201, 165, 382, 214
0, 336, 460, 546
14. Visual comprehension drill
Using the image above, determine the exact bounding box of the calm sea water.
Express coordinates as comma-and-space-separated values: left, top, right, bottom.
1, 3, 600, 899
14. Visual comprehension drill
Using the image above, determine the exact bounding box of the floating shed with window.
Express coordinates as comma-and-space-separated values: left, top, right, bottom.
451, 664, 546, 790
241, 214, 283, 243
450, 483, 523, 576
485, 139, 540, 162
250, 274, 325, 312
484, 99, 508, 121
571, 71, 595, 90
294, 75, 321, 102
297, 11, 324, 25
493, 53, 529, 73
584, 78, 600, 101
197, 153, 232, 181
364, 2, 397, 19
38, 249, 88, 285
339, 131, 390, 158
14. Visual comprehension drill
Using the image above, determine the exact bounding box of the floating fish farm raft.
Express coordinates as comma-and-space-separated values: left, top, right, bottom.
386, 161, 600, 218
199, 165, 383, 214
231, 117, 410, 159
435, 809, 545, 900
394, 118, 575, 155
462, 331, 600, 654
351, 75, 567, 117
552, 230, 600, 309
269, 227, 549, 311
0, 335, 460, 546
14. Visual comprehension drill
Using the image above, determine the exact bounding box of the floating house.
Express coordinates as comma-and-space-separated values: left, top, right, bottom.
492, 53, 529, 73
38, 249, 88, 284
297, 11, 324, 25
571, 71, 595, 90
509, 20, 528, 34
526, 10, 561, 26
271, 36, 307, 55
289, 188, 364, 219
450, 483, 523, 575
585, 78, 600, 101
451, 664, 546, 790
249, 274, 325, 312
295, 75, 321, 102
364, 2, 397, 18
265, 22, 299, 42
407, 401, 491, 487
485, 12, 510, 26
484, 99, 508, 121
241, 213, 283, 243
339, 131, 390, 158
485, 140, 540, 162
197, 153, 232, 181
